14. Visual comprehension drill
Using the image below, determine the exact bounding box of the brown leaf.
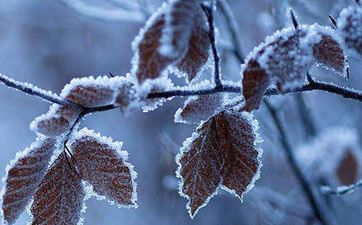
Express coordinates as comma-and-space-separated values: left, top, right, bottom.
133, 6, 175, 83
62, 76, 115, 108
160, 0, 198, 59
241, 25, 348, 111
174, 93, 223, 124
71, 129, 137, 206
313, 35, 347, 75
31, 152, 84, 225
337, 6, 362, 57
30, 104, 81, 136
2, 137, 56, 224
336, 149, 359, 185
177, 110, 261, 217
176, 9, 210, 82
242, 60, 270, 112
133, 1, 208, 83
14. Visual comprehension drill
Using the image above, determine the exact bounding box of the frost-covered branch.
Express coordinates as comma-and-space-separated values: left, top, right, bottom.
321, 179, 362, 195
0, 74, 76, 107
58, 0, 145, 22
2, 73, 362, 113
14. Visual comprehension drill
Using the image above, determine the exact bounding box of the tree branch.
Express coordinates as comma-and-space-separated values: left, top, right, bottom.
201, 2, 222, 88
263, 100, 338, 225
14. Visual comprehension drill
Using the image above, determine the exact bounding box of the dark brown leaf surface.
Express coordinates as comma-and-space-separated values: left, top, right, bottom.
71, 130, 137, 206
31, 152, 84, 225
2, 138, 56, 224
177, 110, 261, 217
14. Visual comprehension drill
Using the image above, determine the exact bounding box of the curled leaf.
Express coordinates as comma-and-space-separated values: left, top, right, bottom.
71, 128, 137, 207
31, 152, 84, 225
1, 137, 57, 224
176, 110, 262, 217
241, 24, 348, 111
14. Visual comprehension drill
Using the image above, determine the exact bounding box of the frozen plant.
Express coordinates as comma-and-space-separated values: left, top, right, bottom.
0, 0, 362, 225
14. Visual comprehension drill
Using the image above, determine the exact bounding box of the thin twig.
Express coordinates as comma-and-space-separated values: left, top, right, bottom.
217, 0, 245, 62
321, 179, 362, 195
201, 3, 222, 88
263, 100, 338, 225
0, 74, 78, 107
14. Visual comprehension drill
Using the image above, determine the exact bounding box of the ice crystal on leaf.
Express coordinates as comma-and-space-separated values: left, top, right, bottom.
131, 1, 210, 83
176, 110, 262, 217
174, 93, 223, 124
70, 128, 137, 207
337, 6, 362, 57
30, 152, 85, 225
30, 104, 81, 136
1, 137, 57, 224
241, 24, 348, 111
139, 76, 174, 112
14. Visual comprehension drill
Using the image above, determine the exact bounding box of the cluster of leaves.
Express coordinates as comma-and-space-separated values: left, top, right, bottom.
1, 0, 362, 224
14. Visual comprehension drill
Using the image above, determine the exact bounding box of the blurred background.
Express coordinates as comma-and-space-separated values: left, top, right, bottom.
0, 0, 362, 224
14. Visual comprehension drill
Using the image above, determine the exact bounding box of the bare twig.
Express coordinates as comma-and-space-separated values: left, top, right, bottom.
201, 3, 222, 88
217, 0, 245, 62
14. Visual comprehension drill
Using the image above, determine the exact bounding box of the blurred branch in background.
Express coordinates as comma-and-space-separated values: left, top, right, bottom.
58, 0, 148, 22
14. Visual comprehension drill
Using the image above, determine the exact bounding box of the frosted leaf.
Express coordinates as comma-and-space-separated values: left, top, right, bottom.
139, 77, 174, 112
61, 76, 118, 108
1, 137, 57, 224
241, 60, 270, 112
159, 0, 197, 58
113, 76, 139, 114
70, 128, 137, 207
30, 152, 85, 225
175, 8, 211, 82
131, 3, 176, 83
337, 6, 362, 57
241, 24, 349, 111
132, 2, 210, 83
174, 93, 223, 124
30, 104, 81, 136
296, 127, 362, 186
176, 110, 262, 217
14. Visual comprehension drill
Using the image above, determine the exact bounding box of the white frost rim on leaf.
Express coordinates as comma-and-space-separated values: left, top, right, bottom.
69, 128, 138, 208
175, 111, 263, 218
